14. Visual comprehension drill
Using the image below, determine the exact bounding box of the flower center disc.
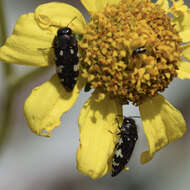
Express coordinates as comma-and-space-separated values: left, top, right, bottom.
79, 0, 183, 105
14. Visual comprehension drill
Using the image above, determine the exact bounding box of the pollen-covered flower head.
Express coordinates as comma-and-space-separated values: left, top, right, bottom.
0, 0, 189, 179
80, 0, 183, 105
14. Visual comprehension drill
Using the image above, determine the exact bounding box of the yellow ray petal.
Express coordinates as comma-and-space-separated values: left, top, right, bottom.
139, 94, 186, 164
24, 75, 85, 137
169, 0, 188, 15
169, 0, 190, 41
77, 90, 122, 179
0, 13, 54, 66
156, 0, 169, 11
177, 61, 190, 79
182, 43, 190, 61
35, 2, 86, 34
81, 0, 120, 13
179, 29, 190, 43
172, 10, 190, 32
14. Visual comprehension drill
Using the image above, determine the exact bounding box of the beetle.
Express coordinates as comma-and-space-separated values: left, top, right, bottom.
111, 116, 138, 177
132, 46, 146, 57
53, 17, 79, 92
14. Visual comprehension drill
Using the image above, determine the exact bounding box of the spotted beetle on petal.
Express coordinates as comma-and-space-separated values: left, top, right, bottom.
53, 17, 79, 92
111, 116, 138, 177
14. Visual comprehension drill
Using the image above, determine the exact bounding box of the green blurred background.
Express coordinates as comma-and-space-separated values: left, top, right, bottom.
0, 0, 190, 189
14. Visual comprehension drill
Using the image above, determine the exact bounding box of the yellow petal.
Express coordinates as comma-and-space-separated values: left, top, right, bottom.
139, 94, 186, 164
170, 0, 188, 14
169, 0, 190, 39
77, 91, 122, 179
179, 29, 190, 43
174, 10, 190, 31
156, 0, 169, 10
81, 0, 120, 13
182, 43, 190, 60
108, 0, 121, 5
177, 61, 190, 79
0, 13, 54, 66
24, 75, 85, 137
35, 2, 86, 34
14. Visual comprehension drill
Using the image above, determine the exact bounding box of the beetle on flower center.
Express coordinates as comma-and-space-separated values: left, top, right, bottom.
79, 0, 183, 105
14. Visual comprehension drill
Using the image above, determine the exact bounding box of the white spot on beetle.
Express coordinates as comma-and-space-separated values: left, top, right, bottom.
56, 65, 64, 73
112, 161, 119, 166
115, 149, 123, 158
73, 64, 79, 72
70, 49, 74, 54
59, 50, 64, 56
118, 138, 123, 145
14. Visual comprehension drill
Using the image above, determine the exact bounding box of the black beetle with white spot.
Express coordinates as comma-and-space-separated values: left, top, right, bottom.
111, 116, 138, 177
53, 26, 79, 92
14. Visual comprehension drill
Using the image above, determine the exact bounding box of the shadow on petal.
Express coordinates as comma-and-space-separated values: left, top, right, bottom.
24, 75, 84, 137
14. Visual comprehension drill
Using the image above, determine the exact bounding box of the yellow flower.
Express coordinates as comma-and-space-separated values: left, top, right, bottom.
0, 0, 189, 179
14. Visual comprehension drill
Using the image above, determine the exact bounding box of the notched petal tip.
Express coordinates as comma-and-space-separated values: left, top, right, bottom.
35, 2, 86, 34
77, 90, 122, 178
77, 145, 110, 179
139, 94, 186, 164
24, 75, 83, 137
141, 152, 152, 164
